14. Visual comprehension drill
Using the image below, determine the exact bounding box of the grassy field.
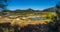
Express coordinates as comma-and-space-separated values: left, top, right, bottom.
0, 12, 56, 27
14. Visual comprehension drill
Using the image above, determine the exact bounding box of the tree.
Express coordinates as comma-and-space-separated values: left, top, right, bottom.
0, 0, 8, 11
56, 1, 60, 9
56, 1, 60, 21
56, 1, 60, 32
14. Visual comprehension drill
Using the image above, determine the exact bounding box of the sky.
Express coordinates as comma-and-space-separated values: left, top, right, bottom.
7, 0, 60, 10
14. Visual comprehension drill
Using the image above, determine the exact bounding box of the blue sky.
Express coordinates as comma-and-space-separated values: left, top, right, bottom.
7, 0, 60, 10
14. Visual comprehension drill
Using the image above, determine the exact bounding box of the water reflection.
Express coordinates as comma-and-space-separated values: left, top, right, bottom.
28, 17, 43, 20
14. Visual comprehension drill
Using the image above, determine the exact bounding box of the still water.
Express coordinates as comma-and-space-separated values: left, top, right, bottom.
28, 17, 43, 20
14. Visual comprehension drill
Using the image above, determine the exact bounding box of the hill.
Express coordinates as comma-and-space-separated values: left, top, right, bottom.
43, 7, 57, 12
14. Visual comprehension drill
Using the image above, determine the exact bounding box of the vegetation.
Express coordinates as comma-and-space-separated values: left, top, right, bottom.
0, 0, 60, 32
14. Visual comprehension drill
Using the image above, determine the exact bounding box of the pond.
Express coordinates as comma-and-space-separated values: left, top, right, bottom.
28, 17, 43, 20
